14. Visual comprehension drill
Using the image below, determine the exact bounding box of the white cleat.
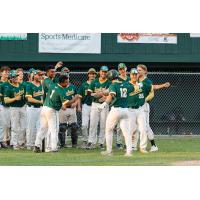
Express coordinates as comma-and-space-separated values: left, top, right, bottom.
45, 148, 52, 153
140, 148, 149, 154
101, 151, 113, 156
132, 147, 138, 151
150, 145, 158, 152
124, 152, 132, 157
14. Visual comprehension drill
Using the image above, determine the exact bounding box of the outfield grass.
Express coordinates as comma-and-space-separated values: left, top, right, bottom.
0, 137, 200, 166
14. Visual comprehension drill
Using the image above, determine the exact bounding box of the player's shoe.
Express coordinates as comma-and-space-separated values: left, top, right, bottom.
124, 152, 132, 157
81, 141, 87, 149
101, 151, 113, 156
140, 148, 149, 154
116, 143, 123, 150
132, 146, 138, 151
27, 146, 32, 150
150, 145, 158, 152
13, 146, 20, 150
33, 146, 41, 153
72, 144, 78, 148
51, 149, 58, 153
86, 142, 95, 150
45, 148, 52, 153
99, 144, 105, 150
0, 142, 8, 149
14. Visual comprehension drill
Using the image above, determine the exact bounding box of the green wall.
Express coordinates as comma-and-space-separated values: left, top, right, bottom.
1, 33, 200, 63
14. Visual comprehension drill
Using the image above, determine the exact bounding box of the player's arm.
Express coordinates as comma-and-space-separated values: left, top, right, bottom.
145, 85, 154, 102
26, 84, 43, 104
4, 88, 21, 104
54, 61, 64, 71
87, 80, 103, 98
153, 82, 171, 90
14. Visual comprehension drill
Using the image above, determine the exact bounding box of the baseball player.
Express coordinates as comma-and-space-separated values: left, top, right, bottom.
86, 66, 111, 150
59, 72, 80, 148
34, 75, 75, 153
99, 69, 136, 156
132, 64, 171, 152
127, 68, 149, 153
4, 70, 26, 150
77, 68, 97, 148
115, 63, 131, 149
26, 70, 44, 150
0, 66, 11, 148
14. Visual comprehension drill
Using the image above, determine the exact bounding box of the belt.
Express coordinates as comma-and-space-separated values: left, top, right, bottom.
128, 106, 140, 109
28, 105, 42, 108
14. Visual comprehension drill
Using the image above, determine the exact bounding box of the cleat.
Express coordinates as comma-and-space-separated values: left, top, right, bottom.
86, 142, 95, 150
132, 146, 138, 151
81, 141, 87, 149
99, 144, 105, 150
72, 144, 77, 148
0, 142, 8, 149
13, 146, 20, 150
51, 149, 58, 153
116, 143, 123, 150
33, 146, 41, 153
45, 148, 52, 153
140, 148, 148, 154
150, 145, 158, 152
27, 146, 32, 150
101, 151, 113, 156
124, 152, 132, 157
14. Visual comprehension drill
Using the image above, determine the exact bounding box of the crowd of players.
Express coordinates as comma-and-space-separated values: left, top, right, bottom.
0, 62, 170, 156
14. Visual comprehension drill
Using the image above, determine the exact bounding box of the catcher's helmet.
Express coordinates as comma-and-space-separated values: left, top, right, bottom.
107, 69, 119, 81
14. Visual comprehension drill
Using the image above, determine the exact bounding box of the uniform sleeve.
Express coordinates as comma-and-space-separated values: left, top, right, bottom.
145, 85, 154, 102
88, 80, 95, 92
0, 84, 2, 96
77, 84, 83, 98
60, 90, 69, 106
109, 84, 116, 95
43, 79, 48, 100
4, 86, 12, 98
26, 83, 32, 98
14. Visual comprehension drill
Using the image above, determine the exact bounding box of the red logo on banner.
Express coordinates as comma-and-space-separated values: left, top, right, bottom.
119, 33, 140, 41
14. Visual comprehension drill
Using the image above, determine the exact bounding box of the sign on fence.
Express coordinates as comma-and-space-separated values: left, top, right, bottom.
0, 33, 27, 40
38, 33, 101, 54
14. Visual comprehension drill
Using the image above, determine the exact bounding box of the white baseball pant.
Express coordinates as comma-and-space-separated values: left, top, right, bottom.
105, 107, 132, 154
1, 106, 11, 144
81, 104, 91, 142
35, 106, 59, 151
26, 106, 41, 148
88, 102, 109, 145
129, 106, 148, 150
10, 106, 26, 147
116, 123, 123, 144
0, 105, 4, 143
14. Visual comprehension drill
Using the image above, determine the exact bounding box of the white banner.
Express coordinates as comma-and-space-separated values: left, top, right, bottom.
0, 33, 27, 40
117, 33, 177, 44
39, 33, 101, 53
190, 33, 200, 37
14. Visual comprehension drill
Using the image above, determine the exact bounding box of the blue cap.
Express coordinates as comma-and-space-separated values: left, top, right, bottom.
130, 68, 138, 74
100, 66, 108, 71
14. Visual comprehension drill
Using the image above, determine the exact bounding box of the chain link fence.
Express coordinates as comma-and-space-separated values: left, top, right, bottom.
24, 71, 200, 136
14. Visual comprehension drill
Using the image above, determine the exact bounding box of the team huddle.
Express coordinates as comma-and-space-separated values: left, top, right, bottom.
0, 62, 170, 156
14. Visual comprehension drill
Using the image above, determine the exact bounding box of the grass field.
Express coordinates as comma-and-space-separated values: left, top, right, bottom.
0, 136, 200, 166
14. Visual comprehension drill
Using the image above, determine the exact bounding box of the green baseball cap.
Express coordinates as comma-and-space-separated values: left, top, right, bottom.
87, 68, 97, 74
61, 67, 70, 75
28, 68, 35, 74
118, 63, 126, 70
100, 66, 108, 71
9, 70, 19, 78
130, 68, 138, 74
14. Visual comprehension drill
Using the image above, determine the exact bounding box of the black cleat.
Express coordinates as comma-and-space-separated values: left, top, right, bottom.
99, 144, 105, 150
0, 142, 8, 149
86, 142, 95, 150
33, 146, 41, 153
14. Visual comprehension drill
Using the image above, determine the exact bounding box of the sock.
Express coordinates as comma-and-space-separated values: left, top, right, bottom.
150, 140, 156, 147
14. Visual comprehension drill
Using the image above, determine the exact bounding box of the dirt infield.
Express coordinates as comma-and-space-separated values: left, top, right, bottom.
171, 160, 200, 166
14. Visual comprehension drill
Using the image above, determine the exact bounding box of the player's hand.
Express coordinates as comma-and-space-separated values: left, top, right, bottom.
15, 96, 21, 101
71, 102, 77, 108
62, 106, 66, 110
164, 82, 171, 88
55, 61, 63, 69
98, 95, 107, 103
97, 102, 108, 112
77, 106, 81, 112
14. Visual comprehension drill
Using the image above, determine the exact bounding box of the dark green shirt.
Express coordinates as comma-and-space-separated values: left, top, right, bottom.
44, 83, 68, 111
138, 77, 153, 98
26, 82, 44, 107
63, 84, 77, 101
118, 75, 131, 83
88, 78, 111, 103
4, 82, 26, 107
109, 80, 129, 108
77, 81, 93, 106
0, 81, 11, 107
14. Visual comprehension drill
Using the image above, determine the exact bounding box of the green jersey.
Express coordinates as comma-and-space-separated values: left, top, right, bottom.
4, 82, 26, 107
43, 77, 59, 100
0, 81, 11, 107
77, 81, 93, 106
118, 75, 131, 83
127, 81, 146, 108
44, 83, 69, 111
63, 84, 77, 101
109, 80, 129, 108
138, 77, 153, 98
26, 82, 44, 107
88, 78, 111, 103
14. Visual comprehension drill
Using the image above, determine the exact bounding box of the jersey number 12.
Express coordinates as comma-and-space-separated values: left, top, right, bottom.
120, 88, 127, 98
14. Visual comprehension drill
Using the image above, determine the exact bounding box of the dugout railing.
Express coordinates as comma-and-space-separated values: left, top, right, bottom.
24, 71, 200, 136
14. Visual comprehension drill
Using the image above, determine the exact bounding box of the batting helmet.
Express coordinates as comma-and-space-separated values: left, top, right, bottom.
107, 69, 119, 81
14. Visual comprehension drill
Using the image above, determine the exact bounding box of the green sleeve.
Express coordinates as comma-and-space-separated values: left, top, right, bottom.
43, 79, 48, 100
77, 84, 83, 97
88, 80, 95, 92
4, 86, 12, 98
109, 84, 116, 95
60, 90, 69, 104
26, 83, 32, 97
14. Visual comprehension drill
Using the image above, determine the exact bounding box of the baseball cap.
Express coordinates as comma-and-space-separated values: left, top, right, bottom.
61, 67, 70, 75
87, 68, 97, 74
100, 66, 108, 71
130, 68, 138, 74
118, 63, 126, 70
9, 70, 19, 78
28, 68, 35, 74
